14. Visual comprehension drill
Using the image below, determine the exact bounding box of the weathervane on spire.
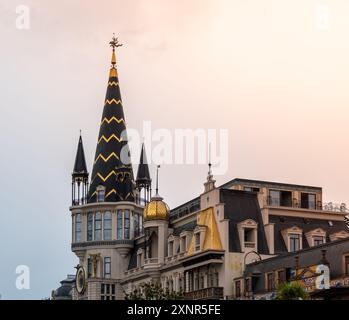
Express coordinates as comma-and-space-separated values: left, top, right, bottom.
109, 34, 123, 69
109, 34, 123, 50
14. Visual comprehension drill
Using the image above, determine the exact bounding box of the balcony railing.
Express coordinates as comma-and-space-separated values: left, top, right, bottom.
184, 287, 224, 300
144, 258, 159, 265
266, 196, 349, 213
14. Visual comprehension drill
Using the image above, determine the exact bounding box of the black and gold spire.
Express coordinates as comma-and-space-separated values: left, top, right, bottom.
72, 133, 89, 206
136, 144, 152, 205
88, 36, 135, 203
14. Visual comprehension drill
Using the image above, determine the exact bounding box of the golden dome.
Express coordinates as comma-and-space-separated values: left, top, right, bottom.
144, 195, 170, 221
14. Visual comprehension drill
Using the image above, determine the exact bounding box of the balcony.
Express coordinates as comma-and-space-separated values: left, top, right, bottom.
184, 287, 224, 300
143, 258, 161, 269
71, 239, 134, 250
266, 196, 349, 214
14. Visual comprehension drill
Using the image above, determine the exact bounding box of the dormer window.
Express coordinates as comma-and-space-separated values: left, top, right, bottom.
330, 231, 349, 241
97, 185, 106, 202
282, 226, 303, 252
305, 228, 326, 247
313, 236, 324, 246
237, 219, 258, 251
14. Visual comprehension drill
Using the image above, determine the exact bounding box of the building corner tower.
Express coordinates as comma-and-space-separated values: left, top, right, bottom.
70, 36, 147, 300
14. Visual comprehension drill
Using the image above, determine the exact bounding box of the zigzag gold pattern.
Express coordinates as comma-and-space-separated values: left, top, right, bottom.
91, 171, 117, 184
105, 98, 122, 105
89, 191, 97, 199
101, 116, 125, 125
108, 81, 119, 87
106, 189, 117, 198
94, 152, 119, 164
98, 134, 123, 144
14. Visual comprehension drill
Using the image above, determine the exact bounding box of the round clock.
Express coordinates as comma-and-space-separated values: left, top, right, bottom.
75, 266, 86, 294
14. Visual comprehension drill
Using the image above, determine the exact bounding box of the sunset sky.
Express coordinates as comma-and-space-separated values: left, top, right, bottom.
1, 0, 349, 299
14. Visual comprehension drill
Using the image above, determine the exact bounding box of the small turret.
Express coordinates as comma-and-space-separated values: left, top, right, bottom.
72, 133, 89, 206
136, 143, 152, 205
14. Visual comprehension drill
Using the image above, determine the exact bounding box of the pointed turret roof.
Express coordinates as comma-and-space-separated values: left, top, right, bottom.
88, 36, 134, 203
73, 134, 88, 176
136, 144, 151, 184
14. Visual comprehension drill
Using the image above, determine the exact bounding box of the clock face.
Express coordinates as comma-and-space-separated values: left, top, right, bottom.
75, 266, 86, 294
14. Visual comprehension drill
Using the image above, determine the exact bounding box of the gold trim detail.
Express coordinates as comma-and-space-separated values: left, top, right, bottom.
98, 134, 123, 144
94, 152, 119, 164
101, 116, 125, 125
109, 68, 118, 78
91, 171, 117, 184
106, 189, 117, 198
89, 190, 97, 199
187, 207, 223, 255
105, 98, 122, 105
108, 81, 119, 87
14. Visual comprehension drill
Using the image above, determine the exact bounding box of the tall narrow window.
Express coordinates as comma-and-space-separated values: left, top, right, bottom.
75, 214, 82, 242
345, 255, 349, 276
117, 210, 123, 239
180, 236, 187, 253
269, 190, 280, 206
267, 273, 275, 291
139, 214, 143, 235
168, 241, 174, 256
94, 212, 102, 241
195, 233, 200, 251
87, 258, 92, 278
289, 234, 301, 252
134, 214, 139, 238
277, 270, 286, 286
235, 281, 241, 298
103, 211, 112, 240
124, 210, 130, 239
87, 213, 93, 241
104, 257, 111, 278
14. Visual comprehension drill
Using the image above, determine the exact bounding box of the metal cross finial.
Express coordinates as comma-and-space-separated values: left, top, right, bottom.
109, 34, 123, 50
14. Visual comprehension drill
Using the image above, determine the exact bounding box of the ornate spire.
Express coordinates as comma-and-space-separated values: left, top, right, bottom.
88, 35, 134, 203
204, 143, 216, 192
136, 144, 151, 184
73, 133, 88, 176
109, 34, 122, 77
72, 133, 89, 206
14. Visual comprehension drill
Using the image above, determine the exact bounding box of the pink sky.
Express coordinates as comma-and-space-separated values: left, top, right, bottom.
1, 0, 349, 298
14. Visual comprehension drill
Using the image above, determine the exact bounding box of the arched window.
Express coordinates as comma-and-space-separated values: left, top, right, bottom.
124, 210, 130, 239
75, 214, 82, 242
103, 211, 112, 240
87, 213, 93, 241
95, 212, 102, 241
117, 210, 123, 240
